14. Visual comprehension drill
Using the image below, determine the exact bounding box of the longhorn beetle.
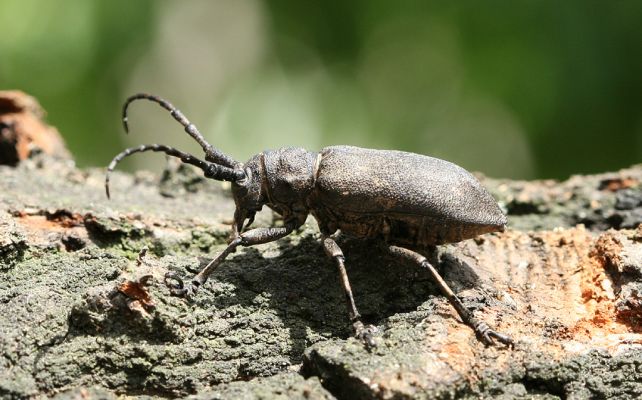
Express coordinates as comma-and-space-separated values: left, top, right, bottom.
106, 93, 513, 348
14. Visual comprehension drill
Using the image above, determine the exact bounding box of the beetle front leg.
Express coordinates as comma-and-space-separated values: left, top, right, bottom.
165, 224, 296, 298
322, 236, 378, 348
388, 245, 514, 348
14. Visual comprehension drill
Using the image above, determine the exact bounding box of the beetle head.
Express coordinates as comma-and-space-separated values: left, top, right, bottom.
105, 94, 278, 236
230, 153, 266, 234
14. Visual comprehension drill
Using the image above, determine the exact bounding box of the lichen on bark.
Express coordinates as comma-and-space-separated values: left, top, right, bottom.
1, 149, 641, 399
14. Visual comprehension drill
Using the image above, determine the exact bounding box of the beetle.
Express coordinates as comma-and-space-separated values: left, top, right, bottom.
106, 93, 513, 348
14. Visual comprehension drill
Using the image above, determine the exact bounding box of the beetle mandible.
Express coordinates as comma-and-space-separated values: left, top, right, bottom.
106, 93, 513, 348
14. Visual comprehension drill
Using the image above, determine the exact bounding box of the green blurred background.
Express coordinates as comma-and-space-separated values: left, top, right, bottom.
1, 0, 640, 179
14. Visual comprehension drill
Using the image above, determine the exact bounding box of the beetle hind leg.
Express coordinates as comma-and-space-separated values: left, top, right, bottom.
388, 245, 514, 348
322, 236, 378, 348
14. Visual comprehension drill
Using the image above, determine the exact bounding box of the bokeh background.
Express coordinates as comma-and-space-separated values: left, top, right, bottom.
1, 0, 640, 179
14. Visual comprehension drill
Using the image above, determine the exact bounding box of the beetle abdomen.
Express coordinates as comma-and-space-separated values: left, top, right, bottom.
310, 145, 506, 245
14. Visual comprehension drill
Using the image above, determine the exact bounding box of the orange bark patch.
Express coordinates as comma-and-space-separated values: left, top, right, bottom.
0, 90, 69, 165
118, 279, 155, 309
571, 233, 629, 339
599, 177, 639, 192
13, 211, 87, 249
460, 226, 641, 351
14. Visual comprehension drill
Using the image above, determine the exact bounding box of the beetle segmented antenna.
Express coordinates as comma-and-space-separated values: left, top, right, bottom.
105, 144, 245, 199
122, 93, 239, 168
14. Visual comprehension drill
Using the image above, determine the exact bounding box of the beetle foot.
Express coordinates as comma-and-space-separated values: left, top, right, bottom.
473, 320, 514, 348
353, 321, 378, 349
164, 272, 199, 299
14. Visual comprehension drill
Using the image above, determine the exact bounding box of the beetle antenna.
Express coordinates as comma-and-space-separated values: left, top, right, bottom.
122, 93, 239, 168
105, 144, 245, 199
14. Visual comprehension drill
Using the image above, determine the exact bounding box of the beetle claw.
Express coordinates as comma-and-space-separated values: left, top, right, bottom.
487, 329, 515, 348
164, 271, 184, 290
480, 331, 493, 346
474, 321, 514, 348
164, 272, 198, 299
353, 321, 378, 350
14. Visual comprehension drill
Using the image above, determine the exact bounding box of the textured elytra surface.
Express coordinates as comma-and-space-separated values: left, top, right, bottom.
311, 146, 506, 246
315, 146, 506, 225
1, 155, 641, 399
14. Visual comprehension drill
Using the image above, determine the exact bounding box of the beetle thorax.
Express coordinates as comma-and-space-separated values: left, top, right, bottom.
260, 147, 318, 225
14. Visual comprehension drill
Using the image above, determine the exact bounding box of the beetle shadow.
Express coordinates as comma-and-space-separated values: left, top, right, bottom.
53, 234, 493, 384
438, 250, 486, 293
196, 234, 487, 364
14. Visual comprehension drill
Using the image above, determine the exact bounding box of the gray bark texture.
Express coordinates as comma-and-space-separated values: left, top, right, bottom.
1, 97, 641, 399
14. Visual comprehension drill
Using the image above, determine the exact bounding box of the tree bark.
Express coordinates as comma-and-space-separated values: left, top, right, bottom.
1, 123, 641, 398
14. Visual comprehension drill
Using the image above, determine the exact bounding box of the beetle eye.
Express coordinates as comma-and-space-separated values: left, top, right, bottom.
235, 168, 251, 186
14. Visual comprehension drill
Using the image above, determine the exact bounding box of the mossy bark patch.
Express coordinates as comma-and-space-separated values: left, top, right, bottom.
1, 158, 641, 399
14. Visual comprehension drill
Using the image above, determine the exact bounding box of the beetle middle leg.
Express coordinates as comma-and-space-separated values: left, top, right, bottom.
322, 236, 378, 348
165, 224, 297, 298
388, 245, 514, 347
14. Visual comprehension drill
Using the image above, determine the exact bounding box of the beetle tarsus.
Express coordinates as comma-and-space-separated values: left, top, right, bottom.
473, 320, 514, 347
353, 321, 378, 349
164, 272, 197, 298
163, 271, 183, 290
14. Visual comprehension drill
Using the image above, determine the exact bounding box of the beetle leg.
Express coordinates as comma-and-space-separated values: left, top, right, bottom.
166, 224, 297, 298
322, 236, 378, 348
388, 245, 514, 348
